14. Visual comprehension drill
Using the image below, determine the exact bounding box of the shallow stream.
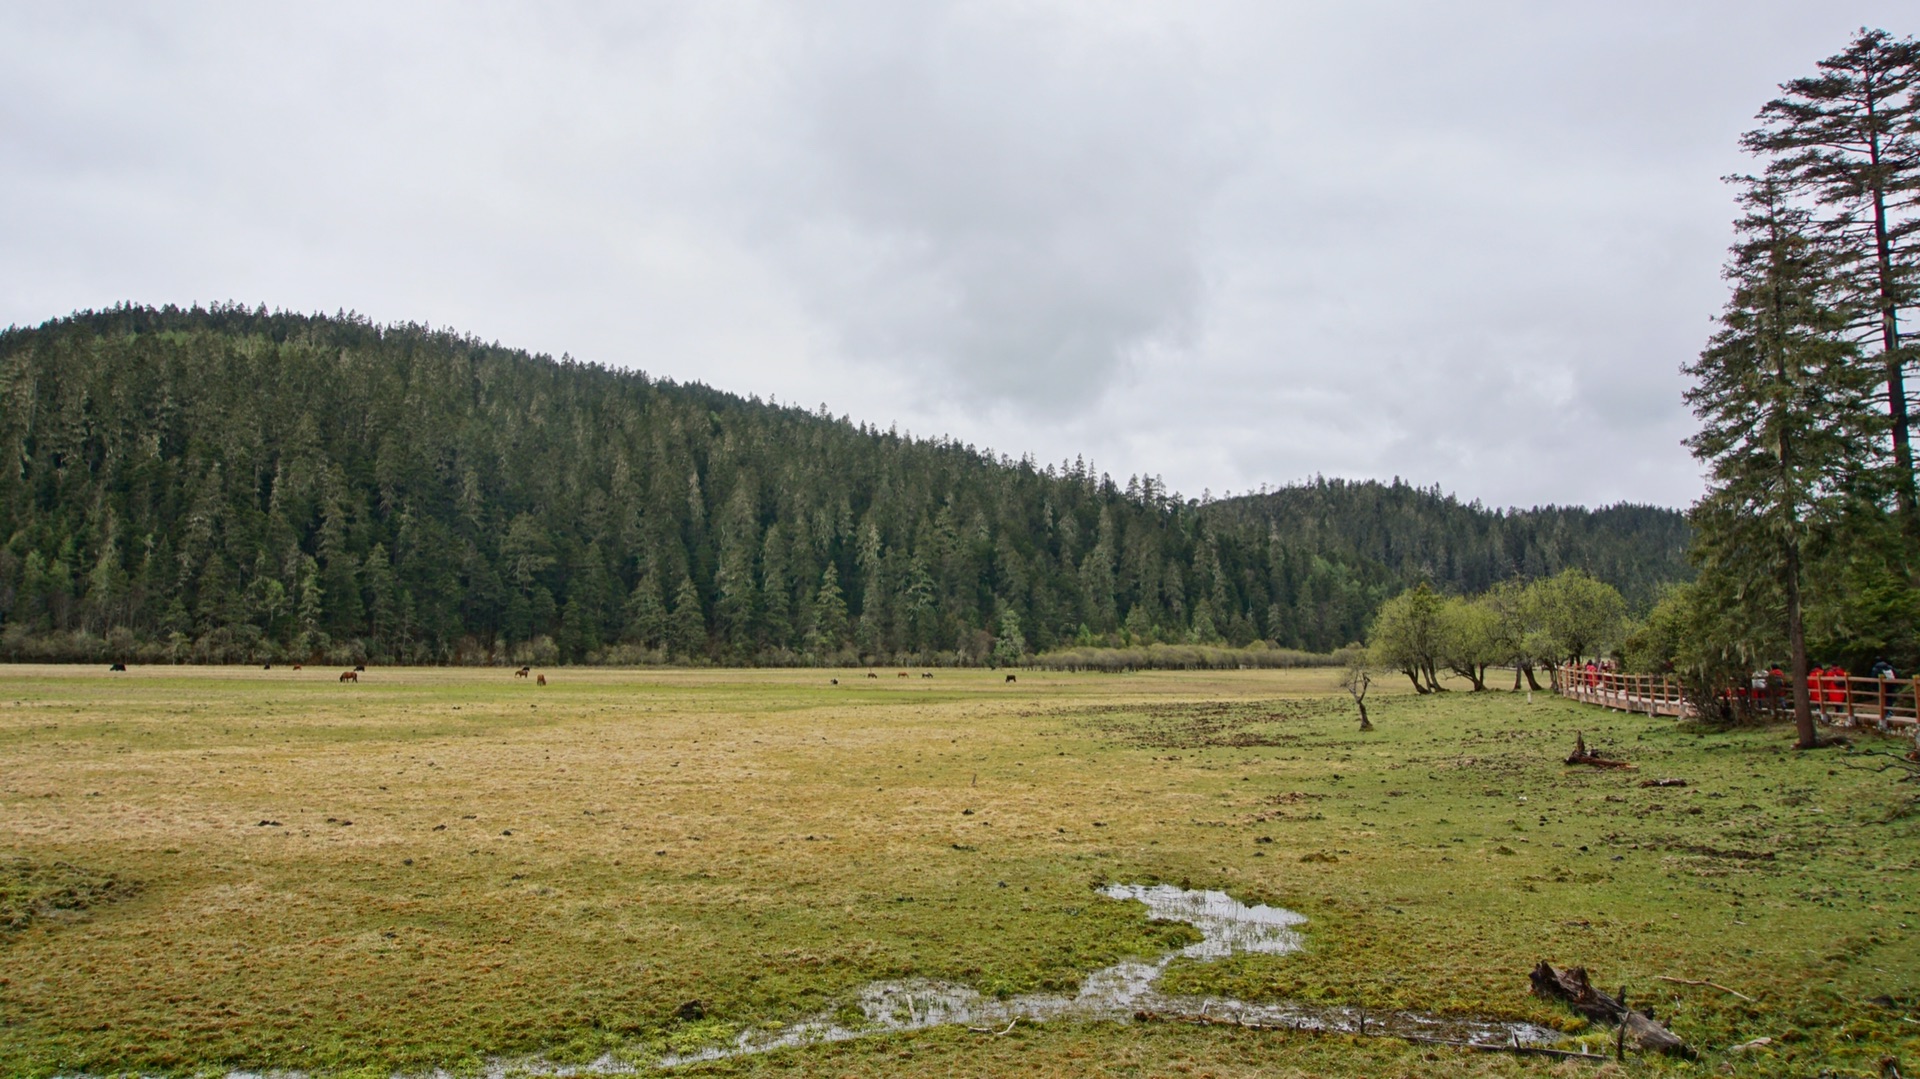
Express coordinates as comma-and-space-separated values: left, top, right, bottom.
653, 882, 1562, 1068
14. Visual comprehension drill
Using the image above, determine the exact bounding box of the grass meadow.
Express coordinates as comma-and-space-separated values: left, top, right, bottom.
2, 664, 1916, 1077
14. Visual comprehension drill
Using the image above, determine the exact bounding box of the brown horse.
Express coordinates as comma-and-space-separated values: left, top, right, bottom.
514, 666, 530, 678
536, 674, 547, 686
339, 670, 358, 682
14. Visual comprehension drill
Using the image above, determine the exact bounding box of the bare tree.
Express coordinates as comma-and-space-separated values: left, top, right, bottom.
1340, 655, 1374, 731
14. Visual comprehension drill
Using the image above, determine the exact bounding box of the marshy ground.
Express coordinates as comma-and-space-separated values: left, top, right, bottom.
1, 664, 1915, 1076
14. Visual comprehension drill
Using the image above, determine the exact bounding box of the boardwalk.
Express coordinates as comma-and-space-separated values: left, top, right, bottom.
1553, 664, 1920, 729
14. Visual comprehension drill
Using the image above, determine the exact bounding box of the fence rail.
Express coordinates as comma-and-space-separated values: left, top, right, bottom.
1552, 665, 1920, 729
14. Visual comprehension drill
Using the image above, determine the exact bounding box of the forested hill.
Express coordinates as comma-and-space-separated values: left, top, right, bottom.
1205, 481, 1691, 611
0, 305, 1690, 665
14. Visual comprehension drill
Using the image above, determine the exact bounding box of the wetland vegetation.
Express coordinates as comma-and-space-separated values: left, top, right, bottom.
2, 664, 1915, 1076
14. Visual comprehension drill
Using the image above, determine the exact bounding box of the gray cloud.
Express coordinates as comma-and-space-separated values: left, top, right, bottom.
753, 3, 1226, 407
3, 0, 1913, 509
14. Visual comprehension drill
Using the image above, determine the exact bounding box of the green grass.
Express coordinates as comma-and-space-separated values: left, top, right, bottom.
1, 664, 1915, 1076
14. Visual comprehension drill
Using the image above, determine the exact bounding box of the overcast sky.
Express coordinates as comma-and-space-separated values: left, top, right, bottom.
4, 2, 1912, 510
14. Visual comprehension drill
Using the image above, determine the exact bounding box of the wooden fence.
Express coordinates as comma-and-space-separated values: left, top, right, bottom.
1553, 664, 1920, 729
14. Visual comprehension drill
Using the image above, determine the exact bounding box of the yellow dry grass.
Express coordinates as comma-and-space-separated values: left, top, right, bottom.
1, 663, 1915, 1077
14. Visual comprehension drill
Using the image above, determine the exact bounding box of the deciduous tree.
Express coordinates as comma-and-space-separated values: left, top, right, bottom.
1368, 583, 1445, 693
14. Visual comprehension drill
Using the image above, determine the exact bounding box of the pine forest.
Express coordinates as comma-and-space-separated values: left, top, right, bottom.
0, 305, 1690, 667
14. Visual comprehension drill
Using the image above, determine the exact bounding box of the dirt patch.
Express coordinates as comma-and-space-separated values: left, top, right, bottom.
1075, 700, 1340, 748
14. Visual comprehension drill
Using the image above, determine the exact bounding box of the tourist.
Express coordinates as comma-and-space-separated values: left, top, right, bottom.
1826, 662, 1850, 713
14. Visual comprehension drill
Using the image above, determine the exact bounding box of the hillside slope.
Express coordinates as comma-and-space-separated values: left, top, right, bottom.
0, 305, 1689, 664
1207, 480, 1690, 611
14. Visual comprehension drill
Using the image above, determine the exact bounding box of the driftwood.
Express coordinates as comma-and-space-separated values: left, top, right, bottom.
1565, 732, 1632, 769
1530, 962, 1692, 1057
967, 1018, 1019, 1035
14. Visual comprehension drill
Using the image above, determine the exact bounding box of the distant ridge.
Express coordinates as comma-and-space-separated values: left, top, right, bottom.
1207, 479, 1690, 611
0, 305, 1689, 664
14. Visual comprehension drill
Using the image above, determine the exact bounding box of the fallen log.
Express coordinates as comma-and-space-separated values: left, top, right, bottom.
1566, 731, 1632, 769
1529, 962, 1693, 1058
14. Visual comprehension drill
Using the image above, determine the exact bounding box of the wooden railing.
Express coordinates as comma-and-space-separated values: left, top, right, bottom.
1552, 665, 1920, 729
1553, 666, 1692, 718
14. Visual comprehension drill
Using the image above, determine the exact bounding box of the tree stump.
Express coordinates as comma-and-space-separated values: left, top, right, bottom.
1529, 961, 1691, 1057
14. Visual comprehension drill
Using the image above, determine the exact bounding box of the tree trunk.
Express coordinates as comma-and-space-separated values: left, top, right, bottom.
1869, 152, 1916, 531
1786, 539, 1817, 749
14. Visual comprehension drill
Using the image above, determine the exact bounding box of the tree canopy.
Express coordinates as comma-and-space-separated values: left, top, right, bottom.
0, 305, 1691, 666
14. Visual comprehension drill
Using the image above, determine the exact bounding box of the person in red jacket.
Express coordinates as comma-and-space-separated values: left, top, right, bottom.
1827, 663, 1850, 712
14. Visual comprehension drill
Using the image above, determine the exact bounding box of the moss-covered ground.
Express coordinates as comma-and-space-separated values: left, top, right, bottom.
0, 664, 1915, 1076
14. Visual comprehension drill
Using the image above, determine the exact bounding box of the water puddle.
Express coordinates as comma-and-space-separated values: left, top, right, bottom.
655, 883, 1560, 1068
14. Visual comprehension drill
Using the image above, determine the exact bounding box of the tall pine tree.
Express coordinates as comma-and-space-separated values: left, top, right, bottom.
1684, 176, 1879, 748
1743, 28, 1920, 529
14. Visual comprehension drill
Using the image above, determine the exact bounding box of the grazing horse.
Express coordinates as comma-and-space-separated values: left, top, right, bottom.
108, 662, 127, 672
921, 672, 933, 678
897, 672, 909, 678
514, 667, 530, 678
1005, 674, 1017, 683
536, 674, 547, 686
866, 672, 878, 679
339, 670, 358, 682
830, 678, 839, 685
292, 664, 302, 670
263, 663, 272, 670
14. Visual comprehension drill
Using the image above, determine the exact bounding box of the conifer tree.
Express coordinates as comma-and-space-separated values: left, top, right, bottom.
1684, 176, 1878, 748
992, 607, 1026, 666
806, 564, 849, 657
667, 574, 707, 661
1743, 28, 1920, 527
622, 568, 668, 650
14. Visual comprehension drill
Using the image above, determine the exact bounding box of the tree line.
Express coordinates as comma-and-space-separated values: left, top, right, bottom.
1366, 569, 1627, 694
1635, 27, 1920, 748
0, 305, 1690, 666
